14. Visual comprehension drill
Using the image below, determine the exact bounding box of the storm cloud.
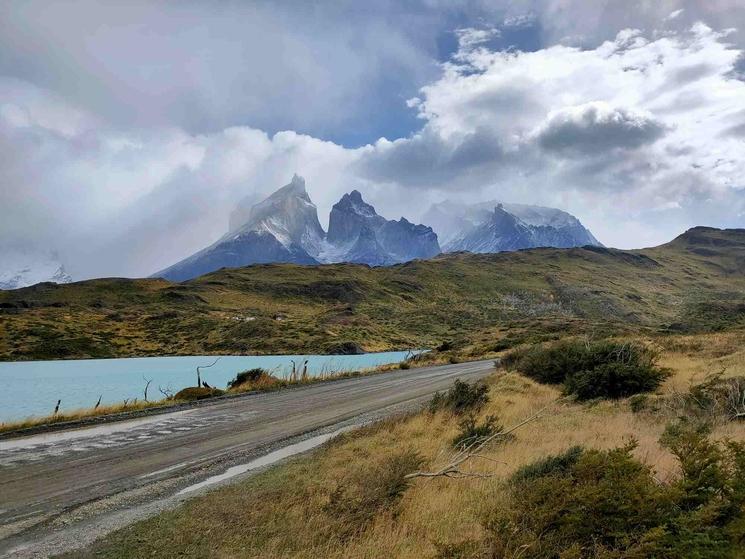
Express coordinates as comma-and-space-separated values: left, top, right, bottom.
536, 103, 668, 156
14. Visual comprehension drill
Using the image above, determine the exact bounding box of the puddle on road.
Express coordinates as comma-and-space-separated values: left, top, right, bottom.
177, 427, 351, 496
0, 409, 195, 451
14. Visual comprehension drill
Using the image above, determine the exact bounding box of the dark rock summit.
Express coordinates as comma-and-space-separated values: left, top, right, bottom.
327, 190, 385, 245
328, 190, 440, 265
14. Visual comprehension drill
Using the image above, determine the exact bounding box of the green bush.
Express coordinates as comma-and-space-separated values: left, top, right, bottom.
486, 424, 745, 559
429, 379, 489, 415
504, 340, 668, 401
564, 361, 668, 400
451, 414, 502, 449
628, 394, 649, 413
510, 445, 584, 483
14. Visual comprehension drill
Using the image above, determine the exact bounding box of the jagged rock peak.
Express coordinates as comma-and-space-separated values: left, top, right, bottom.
334, 190, 379, 217
287, 173, 307, 193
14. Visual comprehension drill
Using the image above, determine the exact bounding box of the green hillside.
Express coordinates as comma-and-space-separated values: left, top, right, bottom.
1, 227, 744, 361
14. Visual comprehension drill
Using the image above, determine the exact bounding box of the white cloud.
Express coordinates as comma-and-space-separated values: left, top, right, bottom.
0, 78, 361, 279
454, 27, 501, 52
2, 21, 744, 280
360, 22, 745, 247
667, 9, 685, 21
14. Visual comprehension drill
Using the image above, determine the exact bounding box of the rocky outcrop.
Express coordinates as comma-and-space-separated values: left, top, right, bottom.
327, 190, 440, 265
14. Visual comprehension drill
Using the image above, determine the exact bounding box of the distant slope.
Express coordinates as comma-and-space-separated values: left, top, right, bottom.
1, 227, 744, 360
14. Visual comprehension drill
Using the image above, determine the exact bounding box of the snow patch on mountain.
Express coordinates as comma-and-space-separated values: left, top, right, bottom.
423, 199, 601, 253
0, 246, 72, 290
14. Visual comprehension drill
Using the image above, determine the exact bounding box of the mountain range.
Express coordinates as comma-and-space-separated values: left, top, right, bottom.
155, 175, 441, 281
0, 176, 602, 289
156, 175, 600, 282
2, 226, 743, 360
423, 200, 601, 253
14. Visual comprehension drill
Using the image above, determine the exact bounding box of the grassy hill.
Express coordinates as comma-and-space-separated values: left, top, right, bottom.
1, 226, 744, 361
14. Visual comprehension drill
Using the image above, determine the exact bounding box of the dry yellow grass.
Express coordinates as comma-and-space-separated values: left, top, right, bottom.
0, 399, 168, 435
68, 332, 745, 559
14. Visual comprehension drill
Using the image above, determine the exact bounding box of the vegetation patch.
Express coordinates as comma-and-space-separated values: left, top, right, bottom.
505, 339, 669, 400
451, 413, 502, 450
325, 449, 424, 539
429, 378, 490, 414
226, 368, 277, 390
487, 423, 745, 558
643, 373, 745, 422
173, 386, 224, 401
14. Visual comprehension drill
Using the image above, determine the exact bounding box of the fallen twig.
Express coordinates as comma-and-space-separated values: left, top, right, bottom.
405, 399, 562, 480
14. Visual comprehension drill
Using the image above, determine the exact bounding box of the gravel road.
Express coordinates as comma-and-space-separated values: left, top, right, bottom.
0, 359, 495, 558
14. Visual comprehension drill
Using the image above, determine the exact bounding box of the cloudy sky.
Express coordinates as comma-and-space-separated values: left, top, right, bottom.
1, 0, 744, 279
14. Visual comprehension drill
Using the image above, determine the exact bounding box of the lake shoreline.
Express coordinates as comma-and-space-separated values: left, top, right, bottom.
0, 351, 426, 423
0, 354, 440, 440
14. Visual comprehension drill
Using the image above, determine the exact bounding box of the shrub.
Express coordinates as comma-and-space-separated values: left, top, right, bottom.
629, 394, 649, 413
451, 414, 502, 449
486, 425, 745, 558
686, 374, 745, 421
504, 340, 668, 401
488, 442, 671, 558
399, 361, 411, 370
228, 368, 266, 388
564, 361, 668, 401
511, 445, 584, 483
326, 449, 423, 538
174, 386, 224, 401
429, 379, 489, 415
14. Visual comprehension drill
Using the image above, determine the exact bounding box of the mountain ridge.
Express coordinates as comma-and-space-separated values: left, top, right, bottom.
424, 199, 601, 253
2, 226, 743, 360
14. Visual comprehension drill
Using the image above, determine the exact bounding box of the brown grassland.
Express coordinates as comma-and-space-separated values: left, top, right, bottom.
65, 329, 745, 558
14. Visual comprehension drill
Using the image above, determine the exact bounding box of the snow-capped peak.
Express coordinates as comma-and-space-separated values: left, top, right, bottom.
0, 245, 72, 290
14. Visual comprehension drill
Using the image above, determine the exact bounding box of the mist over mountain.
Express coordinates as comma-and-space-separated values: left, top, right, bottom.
155, 176, 441, 281
154, 177, 605, 281
424, 200, 601, 253
1, 176, 603, 288
0, 245, 72, 290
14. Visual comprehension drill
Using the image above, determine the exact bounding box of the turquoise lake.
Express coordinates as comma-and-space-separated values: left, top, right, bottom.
0, 351, 419, 422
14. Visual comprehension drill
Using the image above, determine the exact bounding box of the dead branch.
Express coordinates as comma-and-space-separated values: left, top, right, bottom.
405, 400, 560, 480
197, 357, 221, 387
158, 384, 174, 399
94, 395, 102, 409
143, 375, 153, 402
